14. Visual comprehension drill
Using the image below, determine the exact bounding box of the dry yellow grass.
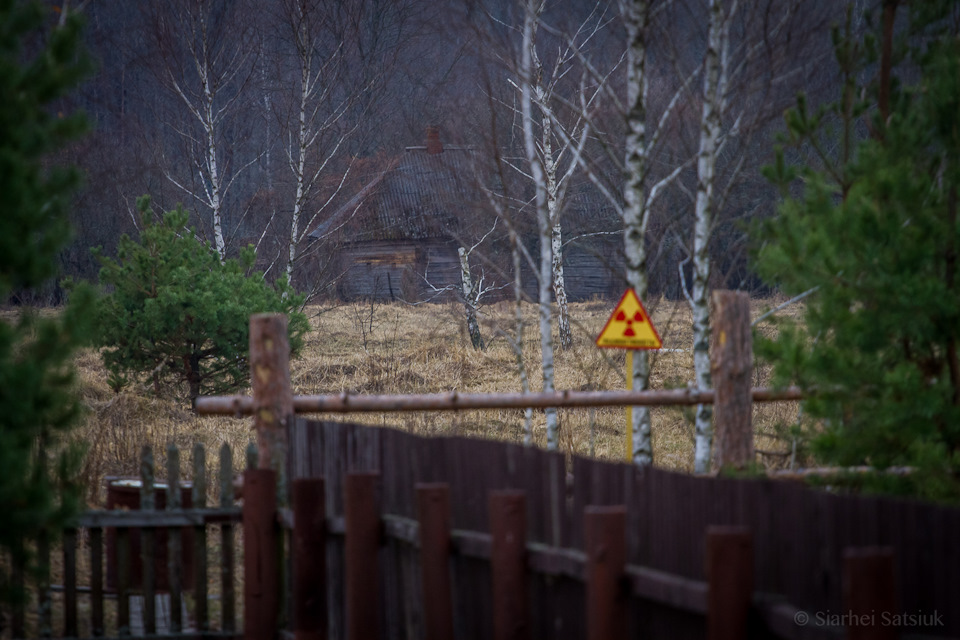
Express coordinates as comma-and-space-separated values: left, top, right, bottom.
72, 295, 807, 504
13, 296, 805, 637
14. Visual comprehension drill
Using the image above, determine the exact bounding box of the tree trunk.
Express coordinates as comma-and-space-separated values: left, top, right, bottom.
458, 247, 484, 350
196, 39, 226, 263
521, 0, 559, 450
621, 0, 653, 465
286, 64, 309, 290
692, 0, 731, 474
541, 110, 573, 349
552, 221, 571, 349
186, 352, 202, 407
511, 228, 534, 445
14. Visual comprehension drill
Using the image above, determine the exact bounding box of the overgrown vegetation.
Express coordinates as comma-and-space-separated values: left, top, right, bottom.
0, 0, 94, 604
755, 2, 960, 501
71, 298, 803, 502
93, 197, 310, 405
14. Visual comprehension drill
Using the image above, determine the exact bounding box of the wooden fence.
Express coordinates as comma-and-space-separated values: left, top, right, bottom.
3, 443, 249, 640
275, 417, 959, 640
7, 426, 956, 640
6, 293, 959, 639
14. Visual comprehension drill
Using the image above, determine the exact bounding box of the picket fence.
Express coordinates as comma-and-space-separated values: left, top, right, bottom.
3, 442, 251, 640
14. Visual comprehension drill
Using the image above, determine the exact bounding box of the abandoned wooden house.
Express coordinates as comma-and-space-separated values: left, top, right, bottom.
308, 128, 625, 302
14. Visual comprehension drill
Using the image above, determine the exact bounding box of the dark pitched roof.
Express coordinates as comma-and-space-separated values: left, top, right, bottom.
308, 146, 485, 243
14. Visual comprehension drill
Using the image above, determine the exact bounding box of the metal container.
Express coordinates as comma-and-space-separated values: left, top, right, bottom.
105, 478, 195, 592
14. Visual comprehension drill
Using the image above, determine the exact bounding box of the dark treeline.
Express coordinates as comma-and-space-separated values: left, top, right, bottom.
47, 0, 856, 303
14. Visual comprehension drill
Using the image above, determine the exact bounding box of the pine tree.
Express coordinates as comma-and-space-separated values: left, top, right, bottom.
95, 198, 310, 405
0, 0, 95, 604
755, 2, 960, 500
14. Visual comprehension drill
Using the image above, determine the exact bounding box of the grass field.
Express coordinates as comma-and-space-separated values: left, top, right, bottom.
71, 296, 806, 505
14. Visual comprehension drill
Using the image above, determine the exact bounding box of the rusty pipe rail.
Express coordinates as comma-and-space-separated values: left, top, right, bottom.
195, 386, 802, 416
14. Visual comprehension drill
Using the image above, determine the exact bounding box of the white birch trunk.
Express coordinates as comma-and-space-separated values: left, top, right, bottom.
511, 228, 534, 445
551, 220, 571, 348
540, 105, 572, 349
199, 58, 225, 262
621, 0, 653, 465
287, 58, 310, 288
163, 12, 245, 265
692, 0, 732, 473
458, 247, 484, 350
522, 0, 559, 450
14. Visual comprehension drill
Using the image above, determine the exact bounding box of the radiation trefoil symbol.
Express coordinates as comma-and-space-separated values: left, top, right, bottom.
595, 289, 662, 350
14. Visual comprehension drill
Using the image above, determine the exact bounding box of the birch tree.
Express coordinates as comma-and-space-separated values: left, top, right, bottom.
620, 0, 656, 464
149, 0, 258, 262
521, 0, 560, 449
691, 0, 736, 473
535, 0, 699, 464
265, 0, 415, 292
683, 0, 826, 472
502, 3, 611, 349
269, 0, 366, 289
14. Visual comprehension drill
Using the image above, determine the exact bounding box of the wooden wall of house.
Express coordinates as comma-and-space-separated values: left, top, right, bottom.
515, 241, 625, 302
563, 245, 625, 300
334, 238, 625, 303
335, 240, 461, 302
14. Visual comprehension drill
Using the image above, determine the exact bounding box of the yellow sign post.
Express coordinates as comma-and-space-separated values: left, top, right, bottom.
595, 289, 662, 461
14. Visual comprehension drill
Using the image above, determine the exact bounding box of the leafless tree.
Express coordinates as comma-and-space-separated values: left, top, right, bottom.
500, 2, 615, 349
146, 0, 260, 262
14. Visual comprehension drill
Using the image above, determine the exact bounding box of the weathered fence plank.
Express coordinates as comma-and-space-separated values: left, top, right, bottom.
90, 527, 103, 637
219, 443, 236, 634
345, 472, 380, 640
12, 541, 25, 638
166, 444, 182, 634
140, 446, 157, 636
417, 483, 454, 640
38, 528, 51, 638
584, 505, 627, 640
244, 468, 280, 640
193, 443, 208, 632
706, 526, 753, 640
490, 491, 529, 640
293, 478, 327, 640
117, 527, 130, 636
843, 548, 897, 640
63, 528, 78, 638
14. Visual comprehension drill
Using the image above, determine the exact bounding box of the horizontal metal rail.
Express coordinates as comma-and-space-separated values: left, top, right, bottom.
195, 386, 802, 416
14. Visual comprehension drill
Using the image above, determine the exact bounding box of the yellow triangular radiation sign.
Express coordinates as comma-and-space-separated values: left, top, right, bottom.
595, 289, 662, 349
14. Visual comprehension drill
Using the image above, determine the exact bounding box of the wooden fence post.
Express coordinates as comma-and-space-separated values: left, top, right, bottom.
706, 526, 753, 640
250, 314, 293, 493
711, 290, 754, 469
192, 443, 209, 632
90, 529, 103, 637
63, 528, 78, 638
293, 478, 327, 640
843, 548, 897, 640
417, 483, 454, 640
585, 505, 627, 640
140, 446, 157, 635
219, 443, 237, 633
345, 473, 380, 640
489, 491, 529, 640
244, 468, 279, 640
167, 444, 183, 634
